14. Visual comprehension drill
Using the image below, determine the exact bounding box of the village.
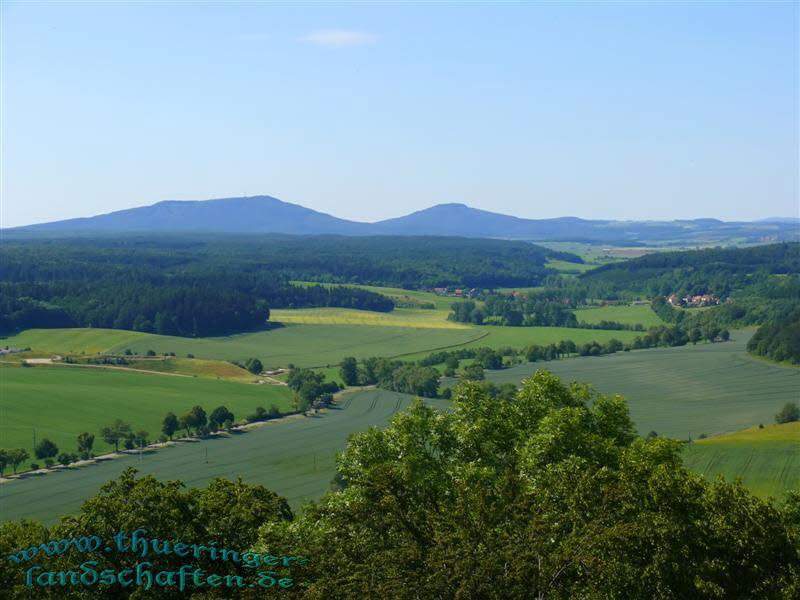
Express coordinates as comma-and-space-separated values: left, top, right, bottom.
666, 293, 721, 308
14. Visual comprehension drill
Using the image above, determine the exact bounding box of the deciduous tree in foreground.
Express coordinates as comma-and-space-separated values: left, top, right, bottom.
258, 372, 799, 599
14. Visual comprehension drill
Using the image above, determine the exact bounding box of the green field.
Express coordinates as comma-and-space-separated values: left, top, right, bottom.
2, 325, 486, 369
545, 259, 598, 274
122, 357, 259, 381
291, 281, 456, 311
0, 389, 446, 524
475, 332, 799, 439
1, 328, 151, 355
682, 422, 800, 498
0, 365, 293, 470
573, 304, 664, 327
270, 307, 466, 329
399, 326, 640, 362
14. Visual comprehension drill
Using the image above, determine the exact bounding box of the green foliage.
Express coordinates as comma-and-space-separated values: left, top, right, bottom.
339, 356, 359, 386
748, 309, 800, 364
462, 363, 484, 380
4, 448, 29, 474
582, 242, 800, 297
349, 357, 441, 397
57, 452, 77, 466
182, 405, 207, 436
161, 412, 179, 439
34, 438, 58, 460
287, 368, 329, 409
0, 234, 581, 336
244, 357, 263, 374
775, 402, 800, 424
209, 405, 235, 431
76, 432, 94, 454
255, 372, 799, 598
99, 419, 132, 452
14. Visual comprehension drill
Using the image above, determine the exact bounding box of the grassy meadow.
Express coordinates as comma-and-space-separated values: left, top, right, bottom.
573, 304, 664, 327
0, 389, 446, 524
0, 365, 294, 471
682, 422, 800, 498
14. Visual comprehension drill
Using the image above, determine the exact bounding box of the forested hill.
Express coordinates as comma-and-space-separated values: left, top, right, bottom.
7, 195, 799, 243
0, 235, 577, 336
580, 243, 800, 297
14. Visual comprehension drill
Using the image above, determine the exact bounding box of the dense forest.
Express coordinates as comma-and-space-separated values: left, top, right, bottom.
747, 310, 800, 365
0, 235, 580, 336
0, 281, 392, 337
579, 242, 800, 298
448, 297, 579, 327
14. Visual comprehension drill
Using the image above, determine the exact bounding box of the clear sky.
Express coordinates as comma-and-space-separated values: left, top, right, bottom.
1, 1, 797, 227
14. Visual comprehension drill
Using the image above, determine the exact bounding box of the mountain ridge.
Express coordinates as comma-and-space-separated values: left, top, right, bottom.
6, 195, 799, 243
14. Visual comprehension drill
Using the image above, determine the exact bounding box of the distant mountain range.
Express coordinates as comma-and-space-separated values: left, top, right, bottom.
6, 195, 799, 244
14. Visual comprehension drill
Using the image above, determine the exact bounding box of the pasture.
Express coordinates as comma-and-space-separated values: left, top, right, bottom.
0, 389, 445, 524
682, 422, 800, 498
477, 332, 799, 439
573, 304, 664, 327
0, 365, 293, 471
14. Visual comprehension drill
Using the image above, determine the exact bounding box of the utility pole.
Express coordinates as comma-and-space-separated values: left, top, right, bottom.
205, 446, 208, 464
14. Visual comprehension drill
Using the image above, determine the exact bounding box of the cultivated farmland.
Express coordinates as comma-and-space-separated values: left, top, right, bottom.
0, 365, 294, 471
0, 388, 443, 524
573, 304, 665, 327
3, 325, 486, 369
477, 332, 799, 439
270, 307, 467, 329
682, 422, 800, 498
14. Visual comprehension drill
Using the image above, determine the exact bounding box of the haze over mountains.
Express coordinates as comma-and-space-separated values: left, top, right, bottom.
6, 195, 798, 244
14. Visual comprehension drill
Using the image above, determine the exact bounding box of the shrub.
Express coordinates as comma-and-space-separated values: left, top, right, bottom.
775, 402, 800, 424
44, 458, 54, 468
29, 463, 39, 471
244, 358, 263, 375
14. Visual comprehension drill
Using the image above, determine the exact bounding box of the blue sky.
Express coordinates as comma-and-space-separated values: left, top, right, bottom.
2, 1, 797, 227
